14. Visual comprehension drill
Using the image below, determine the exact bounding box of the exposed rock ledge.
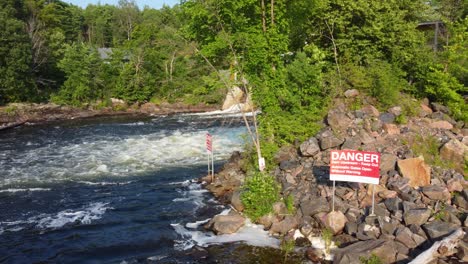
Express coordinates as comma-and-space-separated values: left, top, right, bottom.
0, 102, 218, 131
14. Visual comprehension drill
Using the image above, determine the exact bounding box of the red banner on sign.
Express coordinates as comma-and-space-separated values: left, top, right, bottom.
206, 133, 212, 152
330, 150, 380, 184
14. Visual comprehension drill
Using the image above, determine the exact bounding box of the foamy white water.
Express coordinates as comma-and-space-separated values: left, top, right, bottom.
0, 120, 246, 187
0, 202, 112, 234
172, 219, 280, 250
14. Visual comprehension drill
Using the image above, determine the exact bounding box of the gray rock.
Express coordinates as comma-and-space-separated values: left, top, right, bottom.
300, 137, 320, 157
324, 211, 347, 235
395, 227, 417, 248
279, 160, 299, 171
345, 207, 363, 223
300, 197, 329, 216
422, 221, 459, 241
457, 240, 468, 262
387, 176, 411, 194
403, 208, 431, 226
210, 214, 245, 234
361, 105, 380, 117
380, 153, 397, 173
257, 214, 274, 229
380, 219, 398, 235
230, 190, 244, 212
345, 222, 358, 235
341, 136, 362, 150
319, 133, 345, 150
327, 109, 353, 132
421, 185, 451, 201
333, 239, 397, 264
379, 113, 395, 124
269, 215, 298, 235
359, 130, 376, 145
454, 195, 468, 210
395, 241, 410, 256
384, 197, 402, 213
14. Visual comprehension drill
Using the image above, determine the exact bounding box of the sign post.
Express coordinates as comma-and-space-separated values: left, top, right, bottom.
329, 150, 381, 215
206, 133, 214, 180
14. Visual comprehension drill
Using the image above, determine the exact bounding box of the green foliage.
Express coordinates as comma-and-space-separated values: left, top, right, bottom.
241, 171, 280, 221
342, 60, 407, 109
284, 194, 295, 215
322, 228, 333, 254
4, 105, 18, 116
52, 43, 104, 106
360, 254, 383, 264
0, 0, 36, 105
410, 135, 455, 169
280, 237, 295, 264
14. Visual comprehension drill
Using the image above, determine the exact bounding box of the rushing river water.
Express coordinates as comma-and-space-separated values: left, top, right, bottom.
0, 113, 264, 263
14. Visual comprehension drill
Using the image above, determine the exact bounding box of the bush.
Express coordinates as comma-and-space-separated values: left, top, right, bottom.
241, 171, 280, 221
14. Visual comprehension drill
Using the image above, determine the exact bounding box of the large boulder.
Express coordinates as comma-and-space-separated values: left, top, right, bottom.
209, 214, 245, 235
323, 211, 347, 235
397, 156, 431, 188
333, 239, 397, 264
222, 86, 245, 110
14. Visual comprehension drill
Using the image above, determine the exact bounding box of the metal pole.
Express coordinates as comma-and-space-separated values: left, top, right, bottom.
372, 184, 375, 215
211, 150, 214, 177
207, 150, 210, 176
332, 180, 336, 212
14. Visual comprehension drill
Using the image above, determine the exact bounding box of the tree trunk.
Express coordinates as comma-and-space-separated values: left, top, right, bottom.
261, 0, 267, 33
270, 0, 275, 26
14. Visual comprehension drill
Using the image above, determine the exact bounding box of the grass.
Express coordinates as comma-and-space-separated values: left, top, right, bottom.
280, 237, 295, 264
322, 228, 333, 254
410, 134, 455, 169
360, 254, 383, 264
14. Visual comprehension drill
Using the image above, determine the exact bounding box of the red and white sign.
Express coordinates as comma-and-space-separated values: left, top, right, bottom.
206, 133, 212, 153
330, 150, 380, 184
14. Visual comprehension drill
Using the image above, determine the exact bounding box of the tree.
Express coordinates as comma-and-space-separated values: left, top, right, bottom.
52, 43, 104, 106
0, 0, 35, 104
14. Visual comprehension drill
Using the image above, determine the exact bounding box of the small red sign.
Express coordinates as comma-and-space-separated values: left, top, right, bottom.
206, 133, 212, 152
330, 150, 380, 184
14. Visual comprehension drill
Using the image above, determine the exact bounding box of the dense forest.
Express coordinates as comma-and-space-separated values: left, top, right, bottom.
1, 0, 467, 160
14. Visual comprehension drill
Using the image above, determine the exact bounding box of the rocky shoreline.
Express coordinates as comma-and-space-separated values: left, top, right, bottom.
200, 94, 467, 263
0, 102, 218, 131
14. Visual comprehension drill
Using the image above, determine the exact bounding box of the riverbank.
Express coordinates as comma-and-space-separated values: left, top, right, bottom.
201, 92, 467, 263
0, 102, 219, 131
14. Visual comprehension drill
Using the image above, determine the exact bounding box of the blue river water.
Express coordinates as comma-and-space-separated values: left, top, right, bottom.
0, 114, 247, 263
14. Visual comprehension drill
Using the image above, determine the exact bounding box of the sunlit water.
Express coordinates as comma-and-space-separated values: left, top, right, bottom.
0, 114, 258, 263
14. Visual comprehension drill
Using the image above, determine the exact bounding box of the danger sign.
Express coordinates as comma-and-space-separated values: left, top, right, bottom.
330, 150, 380, 184
206, 133, 212, 153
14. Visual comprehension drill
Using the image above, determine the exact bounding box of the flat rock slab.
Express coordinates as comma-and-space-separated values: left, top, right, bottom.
422, 221, 459, 241
333, 239, 397, 264
397, 157, 431, 188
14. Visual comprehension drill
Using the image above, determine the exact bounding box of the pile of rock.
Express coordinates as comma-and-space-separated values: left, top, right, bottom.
203, 96, 467, 263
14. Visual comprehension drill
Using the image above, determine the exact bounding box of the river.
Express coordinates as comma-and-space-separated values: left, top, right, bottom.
0, 113, 265, 263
